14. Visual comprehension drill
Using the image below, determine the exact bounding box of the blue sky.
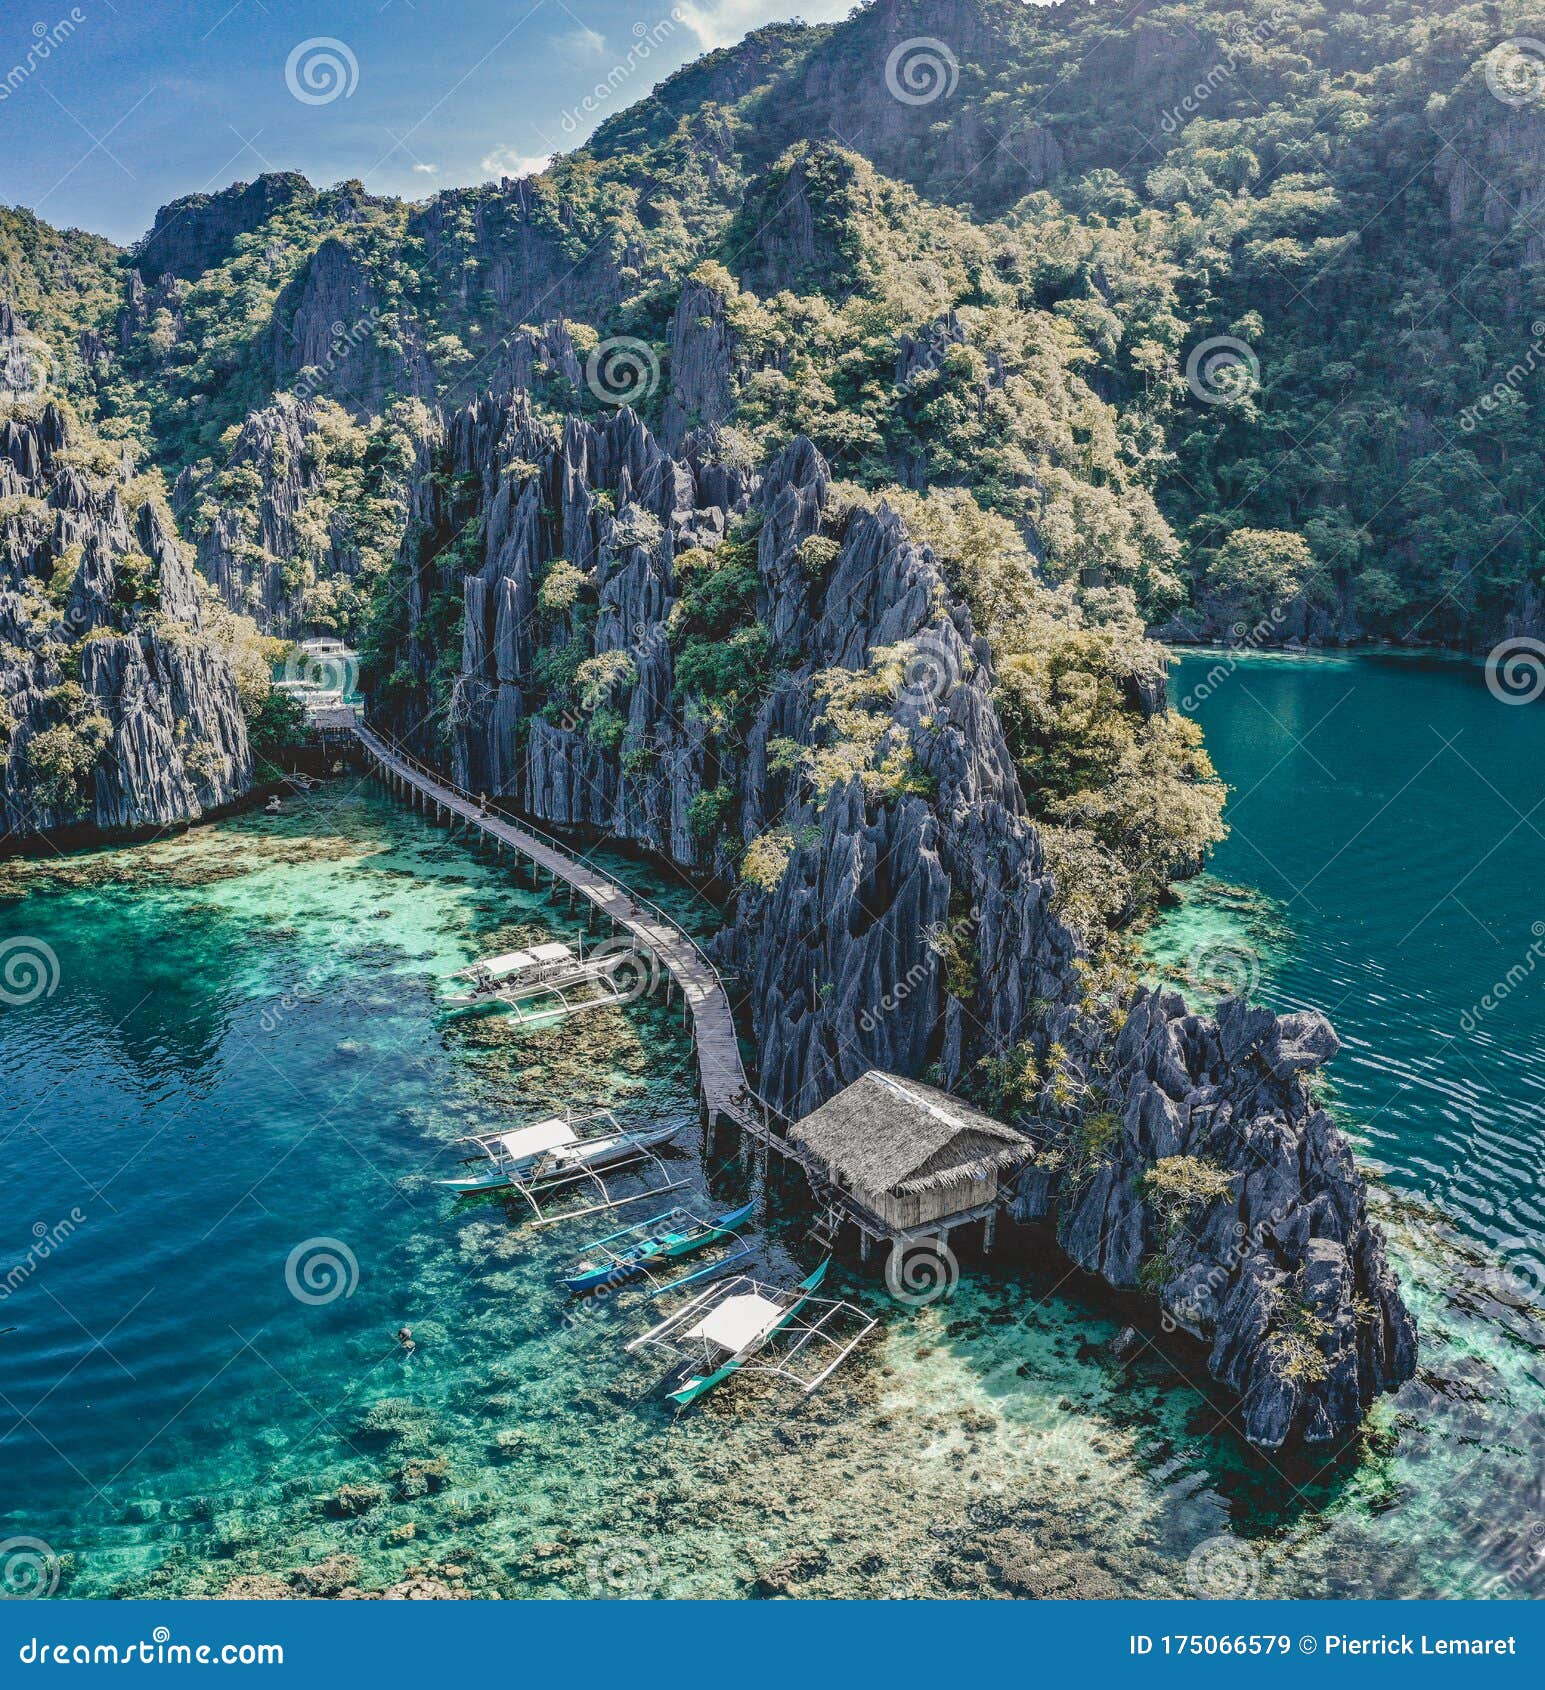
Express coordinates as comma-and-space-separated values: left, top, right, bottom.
2, 0, 856, 245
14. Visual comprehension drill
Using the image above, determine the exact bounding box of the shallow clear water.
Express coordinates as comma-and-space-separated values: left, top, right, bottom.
0, 666, 1542, 1599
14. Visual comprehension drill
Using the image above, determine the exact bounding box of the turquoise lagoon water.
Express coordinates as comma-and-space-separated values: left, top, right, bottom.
0, 656, 1541, 1600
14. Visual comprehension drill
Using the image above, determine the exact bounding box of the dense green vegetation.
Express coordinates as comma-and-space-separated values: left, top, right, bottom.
10, 0, 1541, 933
16, 1, 1543, 645
0, 208, 120, 366
573, 0, 1545, 644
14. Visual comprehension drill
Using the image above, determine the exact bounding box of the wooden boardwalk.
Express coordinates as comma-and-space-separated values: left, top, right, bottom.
353, 722, 760, 1131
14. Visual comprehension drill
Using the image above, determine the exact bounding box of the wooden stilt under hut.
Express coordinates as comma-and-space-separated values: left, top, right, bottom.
787, 1070, 1029, 1256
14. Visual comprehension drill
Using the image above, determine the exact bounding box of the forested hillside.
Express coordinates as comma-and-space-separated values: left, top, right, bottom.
9, 1, 1545, 650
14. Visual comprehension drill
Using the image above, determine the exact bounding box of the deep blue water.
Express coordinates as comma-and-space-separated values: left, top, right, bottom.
1157, 651, 1545, 1291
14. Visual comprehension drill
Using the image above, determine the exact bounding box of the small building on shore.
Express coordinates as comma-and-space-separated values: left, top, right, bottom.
788, 1070, 1029, 1252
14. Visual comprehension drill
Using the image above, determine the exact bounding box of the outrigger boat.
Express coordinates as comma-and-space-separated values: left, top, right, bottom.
439, 1110, 680, 1196
560, 1201, 755, 1295
627, 1260, 877, 1408
442, 942, 586, 1014
441, 939, 645, 1026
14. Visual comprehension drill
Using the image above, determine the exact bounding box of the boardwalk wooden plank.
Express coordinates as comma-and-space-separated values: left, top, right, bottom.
354, 724, 760, 1127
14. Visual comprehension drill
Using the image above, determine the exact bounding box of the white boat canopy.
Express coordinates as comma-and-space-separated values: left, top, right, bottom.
463, 942, 577, 981
496, 1118, 577, 1160
685, 1291, 787, 1352
478, 949, 537, 976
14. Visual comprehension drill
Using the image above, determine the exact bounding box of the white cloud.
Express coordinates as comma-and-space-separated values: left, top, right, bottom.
553, 26, 607, 59
412, 163, 439, 175
480, 146, 555, 180
673, 0, 852, 53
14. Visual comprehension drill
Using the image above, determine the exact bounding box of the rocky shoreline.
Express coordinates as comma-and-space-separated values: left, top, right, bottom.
358, 369, 1415, 1449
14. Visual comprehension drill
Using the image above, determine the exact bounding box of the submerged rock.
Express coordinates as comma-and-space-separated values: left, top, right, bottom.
382, 1576, 464, 1600
325, 1484, 385, 1519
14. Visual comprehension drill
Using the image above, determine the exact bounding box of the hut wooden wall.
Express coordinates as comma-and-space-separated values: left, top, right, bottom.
861, 1171, 997, 1232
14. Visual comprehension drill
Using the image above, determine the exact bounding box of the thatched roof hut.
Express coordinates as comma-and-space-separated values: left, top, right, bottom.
789, 1071, 1029, 1237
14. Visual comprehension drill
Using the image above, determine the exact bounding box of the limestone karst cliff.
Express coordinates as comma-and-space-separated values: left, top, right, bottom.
358, 355, 1414, 1446
1, 352, 250, 840
0, 0, 1462, 1446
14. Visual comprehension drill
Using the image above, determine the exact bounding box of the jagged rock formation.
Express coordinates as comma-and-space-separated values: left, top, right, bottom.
1015, 990, 1417, 1449
269, 236, 433, 415
415, 176, 648, 331
0, 303, 46, 398
662, 281, 736, 447
0, 402, 250, 841
136, 173, 315, 283
0, 0, 1435, 1445
190, 397, 352, 635
373, 368, 1415, 1445
407, 386, 1079, 1100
